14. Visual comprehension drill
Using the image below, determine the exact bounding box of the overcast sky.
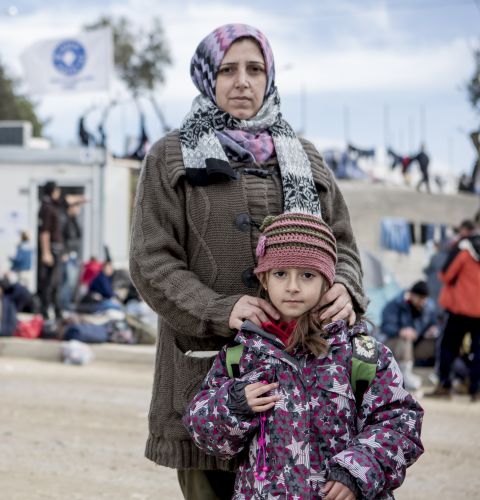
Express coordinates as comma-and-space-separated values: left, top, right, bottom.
0, 0, 479, 175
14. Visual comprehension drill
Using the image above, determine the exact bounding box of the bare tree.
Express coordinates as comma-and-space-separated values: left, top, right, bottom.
467, 48, 480, 189
85, 16, 172, 133
467, 48, 480, 113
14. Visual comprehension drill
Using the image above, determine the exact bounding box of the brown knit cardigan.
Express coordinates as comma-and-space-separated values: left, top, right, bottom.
129, 130, 367, 470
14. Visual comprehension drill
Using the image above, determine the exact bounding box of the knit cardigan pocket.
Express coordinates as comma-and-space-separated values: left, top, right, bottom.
172, 342, 218, 416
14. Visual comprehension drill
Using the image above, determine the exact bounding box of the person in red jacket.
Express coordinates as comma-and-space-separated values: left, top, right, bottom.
427, 233, 480, 401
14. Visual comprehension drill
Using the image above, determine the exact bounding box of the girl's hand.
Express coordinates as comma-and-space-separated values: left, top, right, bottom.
229, 295, 280, 330
322, 480, 356, 500
244, 381, 280, 412
317, 283, 356, 326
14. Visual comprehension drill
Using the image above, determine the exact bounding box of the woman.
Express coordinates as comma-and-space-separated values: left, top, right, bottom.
129, 23, 367, 500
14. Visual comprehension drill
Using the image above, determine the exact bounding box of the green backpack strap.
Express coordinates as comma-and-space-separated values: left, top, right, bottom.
226, 335, 378, 411
351, 334, 379, 410
226, 343, 244, 378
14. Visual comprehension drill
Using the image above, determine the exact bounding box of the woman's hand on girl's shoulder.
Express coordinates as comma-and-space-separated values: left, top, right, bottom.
317, 283, 356, 326
229, 295, 280, 330
322, 480, 356, 500
244, 381, 280, 413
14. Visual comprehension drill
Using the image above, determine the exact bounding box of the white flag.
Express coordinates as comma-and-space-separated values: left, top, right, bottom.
20, 27, 113, 94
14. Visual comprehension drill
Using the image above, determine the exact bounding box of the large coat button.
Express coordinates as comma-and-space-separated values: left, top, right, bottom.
241, 267, 258, 288
235, 213, 251, 232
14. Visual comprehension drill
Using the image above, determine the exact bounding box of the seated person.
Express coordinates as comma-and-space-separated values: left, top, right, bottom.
10, 230, 33, 287
89, 261, 114, 299
1, 275, 38, 314
0, 280, 17, 336
380, 280, 438, 390
77, 261, 120, 313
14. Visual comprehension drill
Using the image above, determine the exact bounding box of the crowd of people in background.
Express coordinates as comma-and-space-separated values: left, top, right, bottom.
426, 218, 480, 401
0, 181, 479, 401
0, 180, 155, 347
378, 217, 480, 401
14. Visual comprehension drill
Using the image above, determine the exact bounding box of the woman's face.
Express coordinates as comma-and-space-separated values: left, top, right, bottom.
215, 38, 267, 120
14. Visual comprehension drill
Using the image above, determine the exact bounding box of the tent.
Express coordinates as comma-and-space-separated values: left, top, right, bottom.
360, 250, 401, 328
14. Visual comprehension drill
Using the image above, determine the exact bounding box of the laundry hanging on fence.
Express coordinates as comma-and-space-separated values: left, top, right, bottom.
380, 218, 412, 254
420, 223, 436, 244
408, 222, 416, 244
383, 220, 454, 252
439, 224, 448, 242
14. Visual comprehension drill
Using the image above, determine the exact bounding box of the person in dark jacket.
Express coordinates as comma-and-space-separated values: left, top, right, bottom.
380, 280, 438, 390
0, 281, 17, 336
423, 240, 450, 320
441, 219, 477, 272
37, 181, 64, 319
411, 144, 431, 193
77, 261, 120, 315
1, 276, 37, 314
89, 261, 114, 299
59, 201, 84, 309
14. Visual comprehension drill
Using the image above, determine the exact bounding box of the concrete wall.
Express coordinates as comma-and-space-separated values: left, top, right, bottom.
104, 162, 131, 268
338, 180, 479, 286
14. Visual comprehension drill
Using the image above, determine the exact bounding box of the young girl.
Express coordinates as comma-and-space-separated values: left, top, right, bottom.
183, 213, 424, 499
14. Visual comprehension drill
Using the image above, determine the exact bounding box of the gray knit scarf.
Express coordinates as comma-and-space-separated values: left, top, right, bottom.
179, 89, 322, 216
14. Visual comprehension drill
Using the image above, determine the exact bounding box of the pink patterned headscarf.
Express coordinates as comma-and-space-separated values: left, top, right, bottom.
190, 24, 275, 163
190, 23, 275, 104
180, 25, 322, 216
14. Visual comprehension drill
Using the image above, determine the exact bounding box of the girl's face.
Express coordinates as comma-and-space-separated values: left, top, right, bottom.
215, 38, 267, 119
262, 268, 327, 322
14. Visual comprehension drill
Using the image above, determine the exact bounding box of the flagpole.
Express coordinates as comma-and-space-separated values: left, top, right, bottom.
98, 27, 114, 262
98, 99, 113, 262
98, 133, 107, 261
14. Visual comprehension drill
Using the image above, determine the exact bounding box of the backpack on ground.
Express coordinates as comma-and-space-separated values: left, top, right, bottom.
226, 334, 379, 411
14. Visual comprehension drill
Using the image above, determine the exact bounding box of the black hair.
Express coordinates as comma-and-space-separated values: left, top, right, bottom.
410, 280, 429, 297
44, 181, 58, 197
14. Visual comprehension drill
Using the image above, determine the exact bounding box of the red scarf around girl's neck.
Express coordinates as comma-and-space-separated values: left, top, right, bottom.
260, 319, 296, 346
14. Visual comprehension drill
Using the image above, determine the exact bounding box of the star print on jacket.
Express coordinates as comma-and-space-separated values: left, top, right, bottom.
183, 319, 424, 499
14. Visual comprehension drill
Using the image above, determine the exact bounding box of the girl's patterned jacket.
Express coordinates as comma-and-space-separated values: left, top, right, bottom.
183, 320, 424, 499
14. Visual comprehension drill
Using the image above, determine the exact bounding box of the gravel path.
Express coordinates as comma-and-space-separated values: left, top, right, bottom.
1, 358, 479, 499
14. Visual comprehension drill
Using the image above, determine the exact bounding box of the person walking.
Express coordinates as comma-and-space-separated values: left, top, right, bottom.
411, 144, 431, 193
184, 213, 424, 499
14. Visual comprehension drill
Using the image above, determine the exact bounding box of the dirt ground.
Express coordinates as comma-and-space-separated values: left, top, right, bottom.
1, 357, 480, 500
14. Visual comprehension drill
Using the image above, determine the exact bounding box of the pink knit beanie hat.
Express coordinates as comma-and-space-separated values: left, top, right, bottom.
253, 213, 337, 286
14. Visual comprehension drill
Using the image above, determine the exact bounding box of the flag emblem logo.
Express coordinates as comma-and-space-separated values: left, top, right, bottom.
21, 27, 112, 94
52, 39, 86, 76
